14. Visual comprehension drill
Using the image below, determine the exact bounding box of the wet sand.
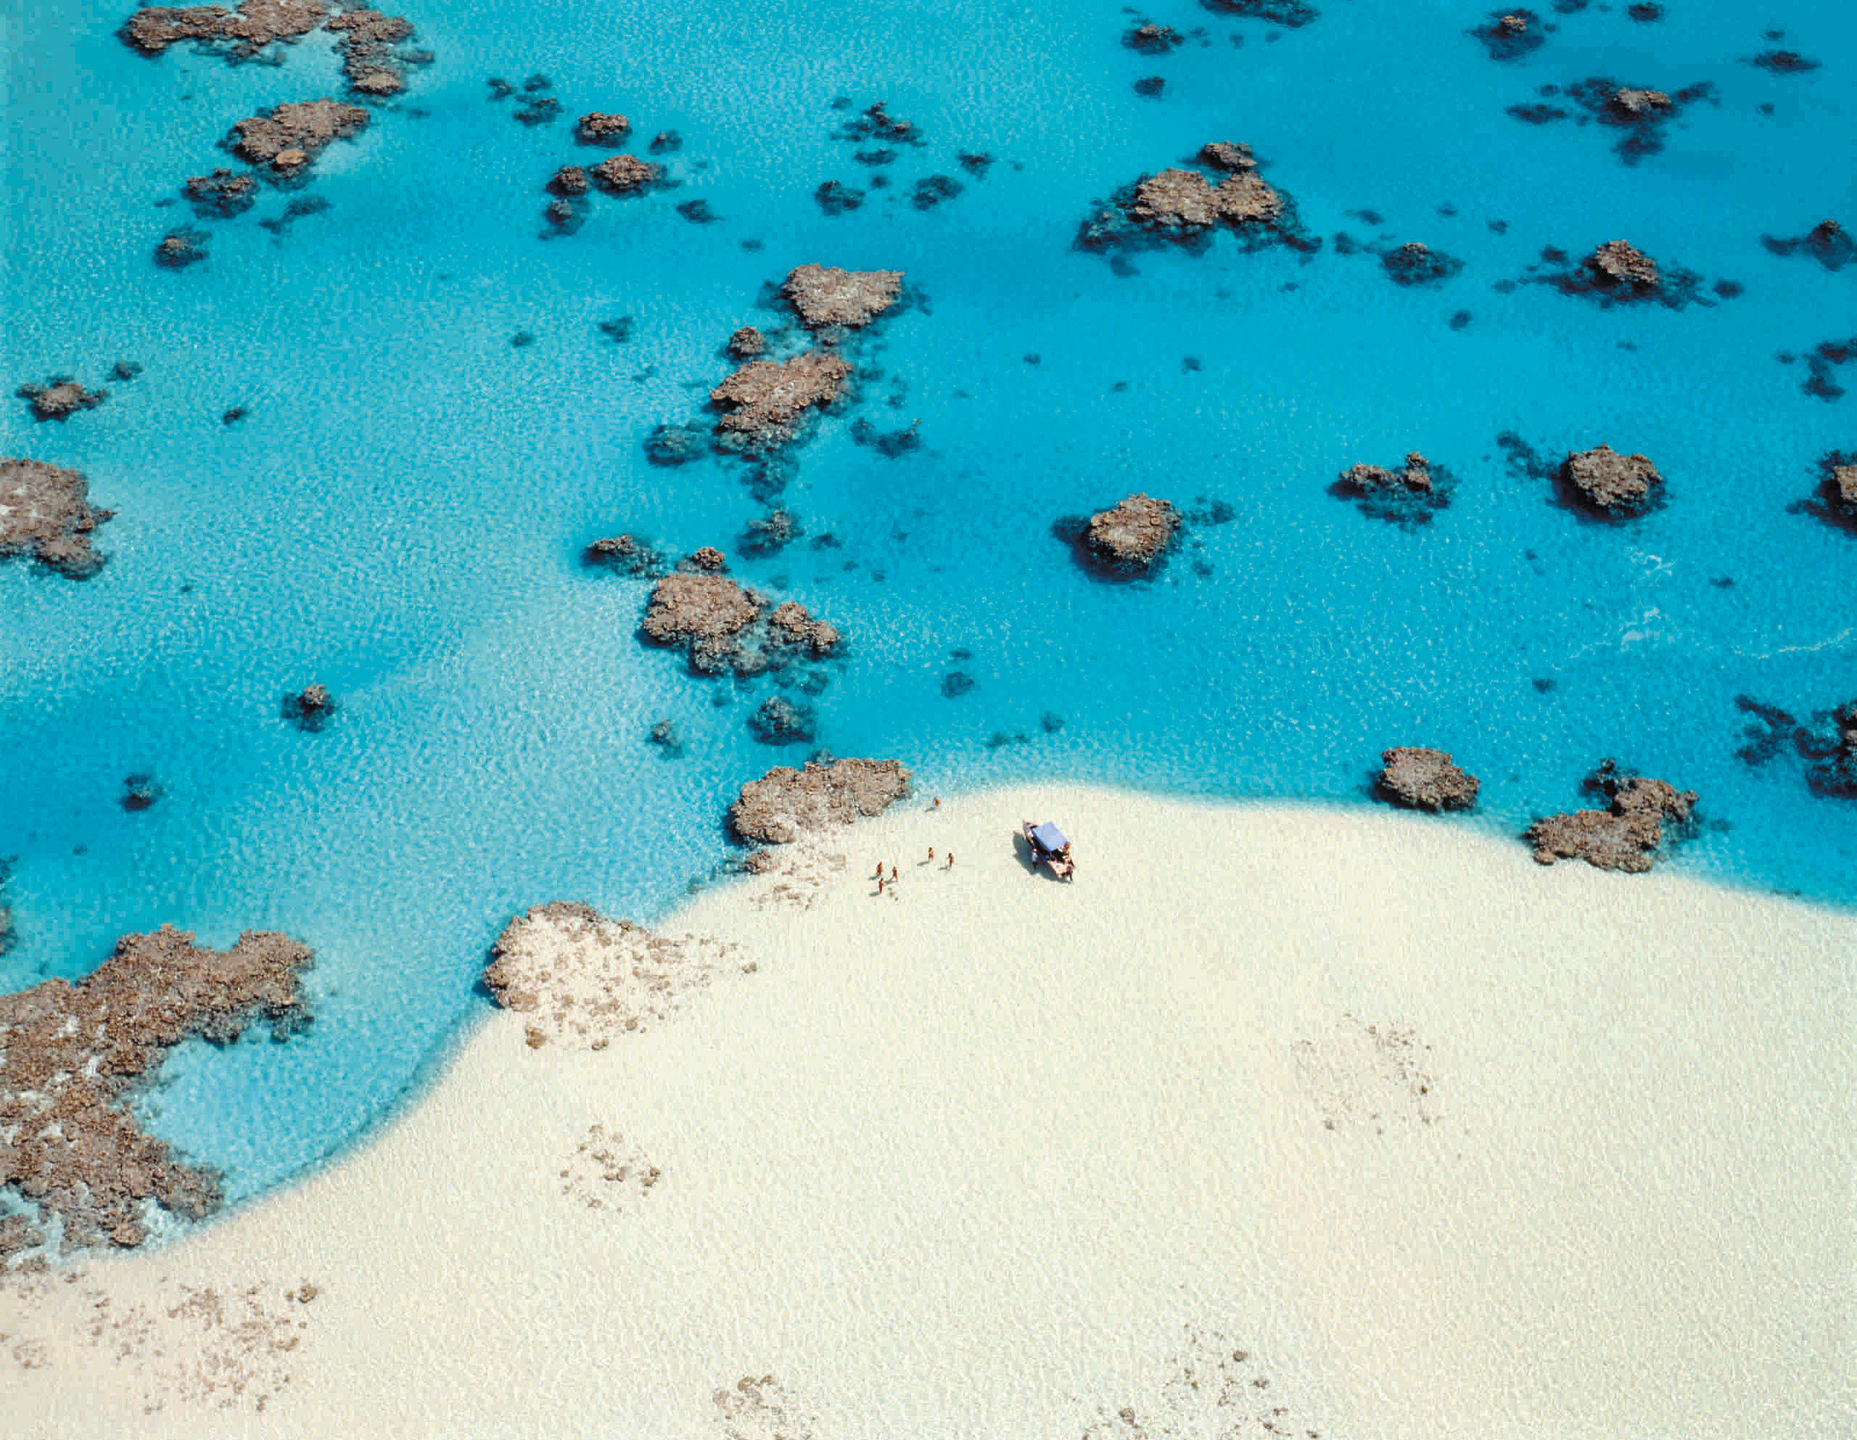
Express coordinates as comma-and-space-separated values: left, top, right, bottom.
4, 786, 1852, 1438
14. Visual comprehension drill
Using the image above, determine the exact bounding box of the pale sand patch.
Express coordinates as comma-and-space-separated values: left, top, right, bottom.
3, 786, 1852, 1438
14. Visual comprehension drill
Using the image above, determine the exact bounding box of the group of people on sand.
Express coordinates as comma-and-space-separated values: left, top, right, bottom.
875, 847, 953, 894
874, 796, 953, 894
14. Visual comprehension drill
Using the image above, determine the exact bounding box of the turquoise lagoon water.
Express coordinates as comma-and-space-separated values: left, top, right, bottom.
1, 0, 1853, 1202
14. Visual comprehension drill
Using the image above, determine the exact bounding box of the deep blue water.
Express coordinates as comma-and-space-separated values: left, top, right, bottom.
2, 0, 1853, 1203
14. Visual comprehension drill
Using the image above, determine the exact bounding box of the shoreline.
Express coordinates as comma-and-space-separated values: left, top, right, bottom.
4, 783, 1853, 1438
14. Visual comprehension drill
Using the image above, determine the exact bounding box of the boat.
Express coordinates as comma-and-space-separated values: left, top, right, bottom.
1022, 820, 1075, 881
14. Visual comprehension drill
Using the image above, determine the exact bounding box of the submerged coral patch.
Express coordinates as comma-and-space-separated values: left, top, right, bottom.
185, 167, 258, 217
1531, 239, 1718, 310
748, 696, 817, 746
639, 568, 841, 676
156, 226, 210, 267
280, 683, 337, 731
1332, 452, 1455, 525
1746, 50, 1820, 75
585, 533, 667, 575
1795, 338, 1857, 402
1124, 21, 1184, 53
1471, 10, 1544, 63
1199, 0, 1318, 26
1077, 141, 1313, 258
1507, 76, 1715, 164
1803, 702, 1857, 797
15, 375, 107, 422
0, 457, 114, 578
1791, 450, 1857, 533
1762, 220, 1853, 272
1379, 241, 1464, 287
230, 98, 369, 171
0, 925, 314, 1251
814, 179, 865, 215
122, 2, 427, 98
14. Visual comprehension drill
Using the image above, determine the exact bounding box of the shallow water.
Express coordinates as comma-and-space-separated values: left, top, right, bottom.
2, 0, 1854, 1201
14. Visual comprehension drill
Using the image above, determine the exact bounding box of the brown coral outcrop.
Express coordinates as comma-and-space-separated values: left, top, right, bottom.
640, 573, 761, 668
586, 533, 665, 575
576, 112, 631, 144
1342, 453, 1433, 496
123, 2, 418, 95
324, 8, 414, 94
1335, 450, 1455, 523
157, 228, 209, 267
782, 264, 905, 329
728, 758, 912, 845
231, 99, 369, 167
1562, 444, 1662, 513
17, 377, 107, 422
711, 350, 852, 436
727, 326, 765, 359
639, 573, 840, 674
590, 154, 662, 193
121, 0, 330, 55
548, 164, 590, 196
0, 458, 114, 578
767, 599, 841, 656
0, 925, 313, 1250
185, 167, 258, 214
1586, 240, 1660, 292
1084, 494, 1180, 568
1376, 747, 1480, 811
1128, 147, 1281, 229
1526, 766, 1696, 871
1611, 87, 1672, 116
1128, 169, 1218, 227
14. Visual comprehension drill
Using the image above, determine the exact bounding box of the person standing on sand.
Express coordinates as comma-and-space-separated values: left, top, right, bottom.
878, 875, 885, 894
946, 852, 954, 869
890, 865, 899, 882
928, 848, 935, 862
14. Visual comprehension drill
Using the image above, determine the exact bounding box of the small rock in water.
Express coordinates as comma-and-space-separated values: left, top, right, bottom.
1375, 747, 1480, 811
121, 773, 162, 811
1561, 444, 1662, 515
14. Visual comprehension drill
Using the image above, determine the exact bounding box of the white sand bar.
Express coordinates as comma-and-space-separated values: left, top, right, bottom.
5, 787, 1853, 1438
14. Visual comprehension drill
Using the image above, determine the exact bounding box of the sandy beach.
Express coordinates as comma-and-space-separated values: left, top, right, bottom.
4, 786, 1852, 1439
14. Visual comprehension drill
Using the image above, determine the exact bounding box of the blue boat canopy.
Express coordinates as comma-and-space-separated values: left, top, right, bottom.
1032, 822, 1069, 852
